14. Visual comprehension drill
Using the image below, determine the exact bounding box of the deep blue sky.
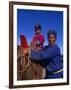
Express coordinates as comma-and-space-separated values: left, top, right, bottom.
17, 9, 63, 54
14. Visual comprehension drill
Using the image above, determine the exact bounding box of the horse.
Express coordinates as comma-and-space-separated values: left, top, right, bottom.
17, 35, 46, 80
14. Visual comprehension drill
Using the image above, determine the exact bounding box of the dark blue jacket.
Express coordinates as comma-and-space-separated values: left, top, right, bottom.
30, 44, 63, 79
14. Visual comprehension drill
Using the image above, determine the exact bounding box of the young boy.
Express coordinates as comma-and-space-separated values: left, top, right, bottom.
30, 24, 44, 50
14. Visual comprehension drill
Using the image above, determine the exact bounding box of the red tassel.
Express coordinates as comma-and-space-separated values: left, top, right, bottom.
20, 35, 28, 48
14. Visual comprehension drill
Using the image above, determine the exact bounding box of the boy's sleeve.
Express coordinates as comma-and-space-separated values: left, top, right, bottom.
40, 35, 45, 44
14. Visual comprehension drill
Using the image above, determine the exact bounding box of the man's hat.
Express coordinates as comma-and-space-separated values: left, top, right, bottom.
47, 30, 57, 38
34, 24, 41, 30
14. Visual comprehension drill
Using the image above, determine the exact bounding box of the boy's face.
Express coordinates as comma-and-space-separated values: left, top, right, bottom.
48, 34, 56, 45
35, 29, 41, 35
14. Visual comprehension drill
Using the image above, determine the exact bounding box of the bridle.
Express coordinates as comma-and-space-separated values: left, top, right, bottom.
17, 47, 31, 80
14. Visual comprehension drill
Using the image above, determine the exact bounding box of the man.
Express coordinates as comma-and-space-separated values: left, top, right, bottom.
30, 30, 63, 79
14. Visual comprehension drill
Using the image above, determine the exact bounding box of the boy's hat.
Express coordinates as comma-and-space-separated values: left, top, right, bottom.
34, 24, 41, 30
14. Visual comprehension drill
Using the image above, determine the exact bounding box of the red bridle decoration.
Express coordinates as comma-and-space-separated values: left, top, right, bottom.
20, 35, 28, 48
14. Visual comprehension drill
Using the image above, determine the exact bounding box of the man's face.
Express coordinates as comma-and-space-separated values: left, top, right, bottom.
48, 34, 56, 45
35, 29, 41, 35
